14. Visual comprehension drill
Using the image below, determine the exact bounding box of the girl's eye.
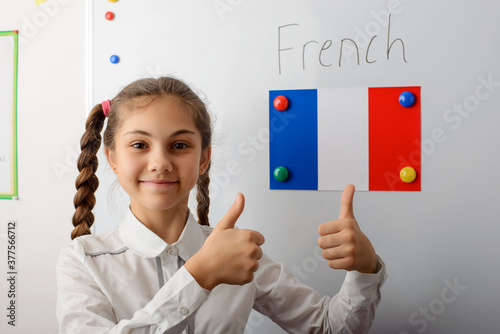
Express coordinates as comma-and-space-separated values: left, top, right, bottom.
173, 142, 188, 150
132, 142, 147, 149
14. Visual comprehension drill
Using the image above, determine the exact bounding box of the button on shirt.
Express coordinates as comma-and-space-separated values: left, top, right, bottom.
57, 208, 388, 333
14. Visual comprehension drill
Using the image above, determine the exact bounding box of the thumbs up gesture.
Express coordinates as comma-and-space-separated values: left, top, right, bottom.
317, 185, 377, 274
185, 194, 265, 290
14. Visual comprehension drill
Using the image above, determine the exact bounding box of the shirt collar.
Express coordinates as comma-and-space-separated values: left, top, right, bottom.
119, 207, 206, 261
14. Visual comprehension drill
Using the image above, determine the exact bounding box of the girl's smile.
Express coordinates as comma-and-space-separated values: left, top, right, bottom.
140, 179, 179, 190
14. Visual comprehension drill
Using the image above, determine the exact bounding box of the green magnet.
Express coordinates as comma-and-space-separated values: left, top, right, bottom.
273, 166, 289, 182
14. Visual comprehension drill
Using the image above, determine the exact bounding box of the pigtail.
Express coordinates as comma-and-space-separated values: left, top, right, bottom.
71, 104, 106, 239
196, 162, 211, 226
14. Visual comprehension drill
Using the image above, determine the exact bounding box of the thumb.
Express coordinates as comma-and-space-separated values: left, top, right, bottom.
339, 184, 355, 219
215, 193, 245, 230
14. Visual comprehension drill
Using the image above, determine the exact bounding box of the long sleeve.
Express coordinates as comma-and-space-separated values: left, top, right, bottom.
252, 254, 387, 334
56, 242, 209, 334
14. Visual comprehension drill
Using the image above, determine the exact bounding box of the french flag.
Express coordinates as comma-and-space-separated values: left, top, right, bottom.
269, 86, 421, 191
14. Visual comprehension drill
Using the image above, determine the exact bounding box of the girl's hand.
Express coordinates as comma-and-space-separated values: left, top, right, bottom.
317, 184, 377, 274
185, 194, 265, 290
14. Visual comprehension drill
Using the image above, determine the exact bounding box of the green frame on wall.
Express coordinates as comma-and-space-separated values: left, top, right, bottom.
0, 31, 19, 199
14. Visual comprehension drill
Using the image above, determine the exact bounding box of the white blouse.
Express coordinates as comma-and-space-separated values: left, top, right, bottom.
56, 208, 387, 333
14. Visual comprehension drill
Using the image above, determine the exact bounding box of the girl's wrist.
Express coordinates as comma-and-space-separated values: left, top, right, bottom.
185, 254, 217, 291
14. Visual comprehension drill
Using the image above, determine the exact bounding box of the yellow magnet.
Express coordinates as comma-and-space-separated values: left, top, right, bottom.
35, 0, 47, 5
108, 0, 119, 2
400, 166, 417, 183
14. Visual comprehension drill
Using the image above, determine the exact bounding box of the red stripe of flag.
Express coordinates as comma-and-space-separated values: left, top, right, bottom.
369, 87, 421, 191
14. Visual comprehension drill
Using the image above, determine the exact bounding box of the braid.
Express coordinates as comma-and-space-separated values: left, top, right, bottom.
196, 162, 211, 226
71, 105, 106, 239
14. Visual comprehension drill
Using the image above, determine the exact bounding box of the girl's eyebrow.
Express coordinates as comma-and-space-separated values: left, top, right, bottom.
170, 129, 197, 137
123, 129, 197, 138
123, 130, 151, 137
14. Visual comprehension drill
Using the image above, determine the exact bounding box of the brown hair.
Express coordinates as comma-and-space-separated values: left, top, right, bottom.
71, 77, 212, 240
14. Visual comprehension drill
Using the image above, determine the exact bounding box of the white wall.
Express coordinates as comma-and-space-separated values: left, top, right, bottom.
1, 1, 500, 333
0, 0, 85, 333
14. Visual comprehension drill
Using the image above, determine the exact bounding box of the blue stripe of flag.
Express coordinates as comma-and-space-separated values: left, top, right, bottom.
269, 89, 318, 190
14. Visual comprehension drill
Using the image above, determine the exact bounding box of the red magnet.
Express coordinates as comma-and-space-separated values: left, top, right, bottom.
105, 12, 115, 20
273, 95, 289, 111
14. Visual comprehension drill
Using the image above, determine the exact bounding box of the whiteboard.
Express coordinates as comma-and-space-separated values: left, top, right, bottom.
90, 1, 500, 332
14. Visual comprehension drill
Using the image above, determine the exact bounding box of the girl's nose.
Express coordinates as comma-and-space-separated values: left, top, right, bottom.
148, 148, 173, 173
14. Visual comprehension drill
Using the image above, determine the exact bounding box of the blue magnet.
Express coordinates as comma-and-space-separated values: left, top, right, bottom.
110, 55, 120, 64
399, 91, 415, 107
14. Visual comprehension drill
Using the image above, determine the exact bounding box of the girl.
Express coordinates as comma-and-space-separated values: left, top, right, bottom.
56, 77, 387, 333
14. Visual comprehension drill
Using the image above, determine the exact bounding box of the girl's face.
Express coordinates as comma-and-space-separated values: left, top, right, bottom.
106, 95, 210, 218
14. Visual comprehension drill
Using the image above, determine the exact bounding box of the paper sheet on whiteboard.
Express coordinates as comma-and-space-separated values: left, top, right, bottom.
0, 33, 17, 198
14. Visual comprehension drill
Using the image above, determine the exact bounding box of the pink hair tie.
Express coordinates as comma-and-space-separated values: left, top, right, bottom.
102, 100, 111, 117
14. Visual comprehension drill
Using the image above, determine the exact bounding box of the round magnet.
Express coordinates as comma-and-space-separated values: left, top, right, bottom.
273, 96, 289, 111
105, 11, 115, 20
273, 166, 289, 182
399, 91, 415, 107
400, 166, 417, 183
110, 55, 120, 64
